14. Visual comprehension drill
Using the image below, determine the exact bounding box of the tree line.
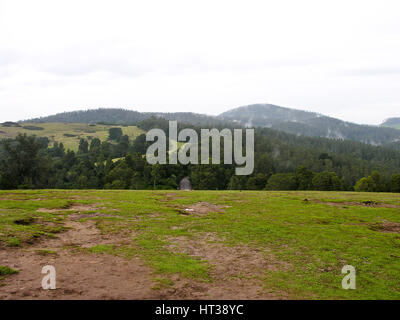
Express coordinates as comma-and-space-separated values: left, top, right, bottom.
1, 117, 400, 192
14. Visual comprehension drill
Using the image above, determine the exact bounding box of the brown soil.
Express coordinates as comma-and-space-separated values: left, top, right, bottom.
312, 200, 400, 209
163, 233, 289, 299
370, 220, 400, 233
0, 215, 160, 300
0, 214, 287, 300
36, 203, 105, 213
69, 213, 120, 220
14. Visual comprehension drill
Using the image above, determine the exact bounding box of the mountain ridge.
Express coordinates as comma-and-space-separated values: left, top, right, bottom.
20, 104, 400, 147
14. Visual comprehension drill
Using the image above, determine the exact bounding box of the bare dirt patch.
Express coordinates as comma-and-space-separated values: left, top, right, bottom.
181, 202, 230, 215
0, 211, 289, 300
312, 200, 400, 209
0, 248, 160, 300
36, 203, 105, 213
163, 233, 289, 299
369, 220, 400, 233
0, 214, 159, 300
42, 218, 134, 248
69, 213, 120, 220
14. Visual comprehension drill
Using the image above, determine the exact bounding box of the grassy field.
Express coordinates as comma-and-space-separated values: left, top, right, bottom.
0, 190, 399, 299
0, 123, 144, 151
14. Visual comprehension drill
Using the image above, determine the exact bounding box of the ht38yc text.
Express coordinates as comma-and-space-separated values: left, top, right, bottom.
155, 304, 245, 317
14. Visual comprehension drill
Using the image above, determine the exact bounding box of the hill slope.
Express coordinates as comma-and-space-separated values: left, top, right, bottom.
381, 117, 400, 129
0, 122, 143, 151
26, 108, 227, 127
218, 104, 400, 145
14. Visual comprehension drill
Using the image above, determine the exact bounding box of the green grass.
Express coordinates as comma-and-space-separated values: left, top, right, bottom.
0, 266, 18, 276
88, 244, 116, 254
0, 265, 19, 282
0, 123, 144, 151
35, 249, 58, 256
1, 189, 399, 299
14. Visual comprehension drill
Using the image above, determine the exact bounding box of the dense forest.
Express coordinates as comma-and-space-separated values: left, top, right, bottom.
1, 117, 400, 192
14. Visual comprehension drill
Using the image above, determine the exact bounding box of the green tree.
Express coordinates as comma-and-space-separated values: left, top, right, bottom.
132, 134, 148, 154
247, 173, 268, 190
295, 166, 314, 190
312, 171, 341, 191
0, 134, 50, 189
265, 173, 297, 190
78, 139, 89, 154
389, 174, 400, 193
354, 176, 376, 192
108, 128, 123, 141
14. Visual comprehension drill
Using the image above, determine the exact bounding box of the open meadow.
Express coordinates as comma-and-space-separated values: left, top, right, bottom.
0, 123, 143, 151
0, 190, 399, 300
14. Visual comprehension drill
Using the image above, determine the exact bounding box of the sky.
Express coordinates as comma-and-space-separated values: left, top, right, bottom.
0, 0, 400, 124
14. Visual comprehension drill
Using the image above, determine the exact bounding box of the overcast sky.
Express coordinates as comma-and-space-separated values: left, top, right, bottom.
1, 0, 400, 124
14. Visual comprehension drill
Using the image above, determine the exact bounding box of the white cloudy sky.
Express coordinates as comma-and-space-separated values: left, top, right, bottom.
1, 0, 400, 124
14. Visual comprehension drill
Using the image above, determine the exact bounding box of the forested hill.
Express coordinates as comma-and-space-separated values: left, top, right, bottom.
1, 116, 400, 191
25, 105, 400, 147
381, 117, 400, 129
25, 108, 228, 127
218, 104, 400, 146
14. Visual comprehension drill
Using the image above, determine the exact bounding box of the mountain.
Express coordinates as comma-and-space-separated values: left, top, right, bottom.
217, 104, 400, 146
23, 104, 400, 147
381, 117, 400, 129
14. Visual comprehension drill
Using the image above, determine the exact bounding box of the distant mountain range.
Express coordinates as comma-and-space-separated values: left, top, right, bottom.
23, 103, 400, 147
218, 104, 400, 146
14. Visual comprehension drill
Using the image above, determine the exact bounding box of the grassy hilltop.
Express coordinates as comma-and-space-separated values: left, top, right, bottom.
0, 122, 144, 152
0, 189, 399, 299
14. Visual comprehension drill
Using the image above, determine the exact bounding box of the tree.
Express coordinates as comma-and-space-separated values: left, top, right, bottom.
247, 173, 268, 190
295, 166, 313, 190
312, 171, 341, 191
151, 164, 162, 189
389, 174, 400, 193
89, 138, 101, 153
78, 139, 89, 154
265, 173, 297, 190
0, 134, 49, 189
370, 171, 386, 192
228, 176, 244, 190
354, 177, 376, 192
354, 171, 387, 192
131, 134, 148, 154
108, 128, 123, 141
